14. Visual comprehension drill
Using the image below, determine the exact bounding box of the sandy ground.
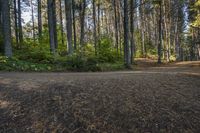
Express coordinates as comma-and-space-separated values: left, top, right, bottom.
0, 61, 200, 133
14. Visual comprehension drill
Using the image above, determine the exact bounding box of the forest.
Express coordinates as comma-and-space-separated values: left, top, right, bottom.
0, 0, 199, 71
0, 0, 200, 132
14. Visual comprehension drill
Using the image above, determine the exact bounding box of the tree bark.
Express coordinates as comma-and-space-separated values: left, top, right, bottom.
1, 0, 12, 57
72, 0, 77, 50
47, 0, 57, 53
158, 0, 162, 64
113, 0, 119, 54
93, 0, 97, 55
80, 0, 86, 47
0, 0, 3, 52
18, 0, 23, 45
30, 0, 36, 42
65, 0, 73, 55
130, 0, 135, 64
59, 0, 64, 45
14, 0, 19, 47
38, 0, 42, 39
124, 0, 131, 67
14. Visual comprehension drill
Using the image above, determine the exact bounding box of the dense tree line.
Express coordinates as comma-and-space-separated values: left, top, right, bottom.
0, 0, 199, 68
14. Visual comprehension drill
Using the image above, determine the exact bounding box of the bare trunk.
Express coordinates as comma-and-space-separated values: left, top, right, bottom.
2, 0, 12, 57
92, 0, 97, 55
59, 0, 64, 45
65, 0, 73, 55
130, 0, 135, 64
38, 0, 42, 39
113, 0, 119, 54
47, 0, 57, 53
72, 0, 77, 50
14, 0, 19, 47
124, 0, 131, 67
30, 0, 35, 42
18, 0, 23, 45
158, 1, 162, 64
80, 0, 86, 47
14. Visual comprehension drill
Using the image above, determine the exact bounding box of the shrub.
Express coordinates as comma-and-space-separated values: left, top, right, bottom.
97, 37, 121, 63
15, 42, 54, 64
65, 55, 100, 71
0, 56, 52, 71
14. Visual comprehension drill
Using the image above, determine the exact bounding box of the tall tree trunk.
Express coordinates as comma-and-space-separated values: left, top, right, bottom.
140, 0, 145, 57
92, 0, 97, 55
65, 0, 73, 55
118, 1, 122, 56
72, 0, 77, 50
130, 0, 135, 64
52, 0, 58, 49
97, 0, 100, 50
0, 0, 3, 52
0, 1, 2, 32
174, 9, 180, 61
1, 0, 12, 57
158, 0, 162, 64
47, 0, 57, 53
59, 0, 64, 45
18, 0, 23, 45
30, 0, 36, 42
38, 0, 42, 40
14, 0, 19, 47
80, 0, 86, 47
113, 0, 119, 54
124, 0, 131, 67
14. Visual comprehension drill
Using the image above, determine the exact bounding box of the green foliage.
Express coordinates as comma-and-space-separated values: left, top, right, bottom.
65, 55, 100, 72
15, 40, 54, 64
191, 0, 200, 27
97, 37, 121, 63
146, 41, 157, 56
0, 56, 52, 71
0, 34, 123, 72
98, 62, 125, 71
169, 55, 176, 62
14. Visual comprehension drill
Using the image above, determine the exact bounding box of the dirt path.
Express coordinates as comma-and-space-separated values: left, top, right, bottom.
0, 61, 200, 132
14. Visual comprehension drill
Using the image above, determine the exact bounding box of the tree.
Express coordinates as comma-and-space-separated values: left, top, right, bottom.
130, 0, 135, 64
72, 0, 77, 50
14, 0, 19, 47
1, 0, 12, 57
124, 0, 131, 67
47, 0, 57, 53
38, 0, 42, 39
158, 0, 162, 64
93, 0, 97, 54
65, 0, 73, 55
18, 0, 23, 45
0, 0, 3, 52
59, 0, 64, 45
80, 0, 86, 47
113, 0, 119, 54
30, 0, 36, 42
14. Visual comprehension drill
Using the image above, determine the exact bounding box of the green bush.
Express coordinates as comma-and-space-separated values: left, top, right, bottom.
65, 55, 100, 72
0, 56, 52, 71
15, 42, 54, 64
97, 37, 121, 63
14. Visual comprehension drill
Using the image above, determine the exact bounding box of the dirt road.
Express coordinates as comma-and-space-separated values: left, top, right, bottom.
0, 62, 200, 132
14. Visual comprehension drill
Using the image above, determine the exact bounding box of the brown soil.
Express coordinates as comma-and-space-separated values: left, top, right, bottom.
0, 60, 200, 133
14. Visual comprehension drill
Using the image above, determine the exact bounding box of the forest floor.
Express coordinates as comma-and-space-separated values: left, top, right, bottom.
0, 59, 200, 133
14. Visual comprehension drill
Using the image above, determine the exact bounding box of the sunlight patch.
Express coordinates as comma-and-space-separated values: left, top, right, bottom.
0, 100, 10, 108
17, 81, 41, 91
0, 77, 12, 85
